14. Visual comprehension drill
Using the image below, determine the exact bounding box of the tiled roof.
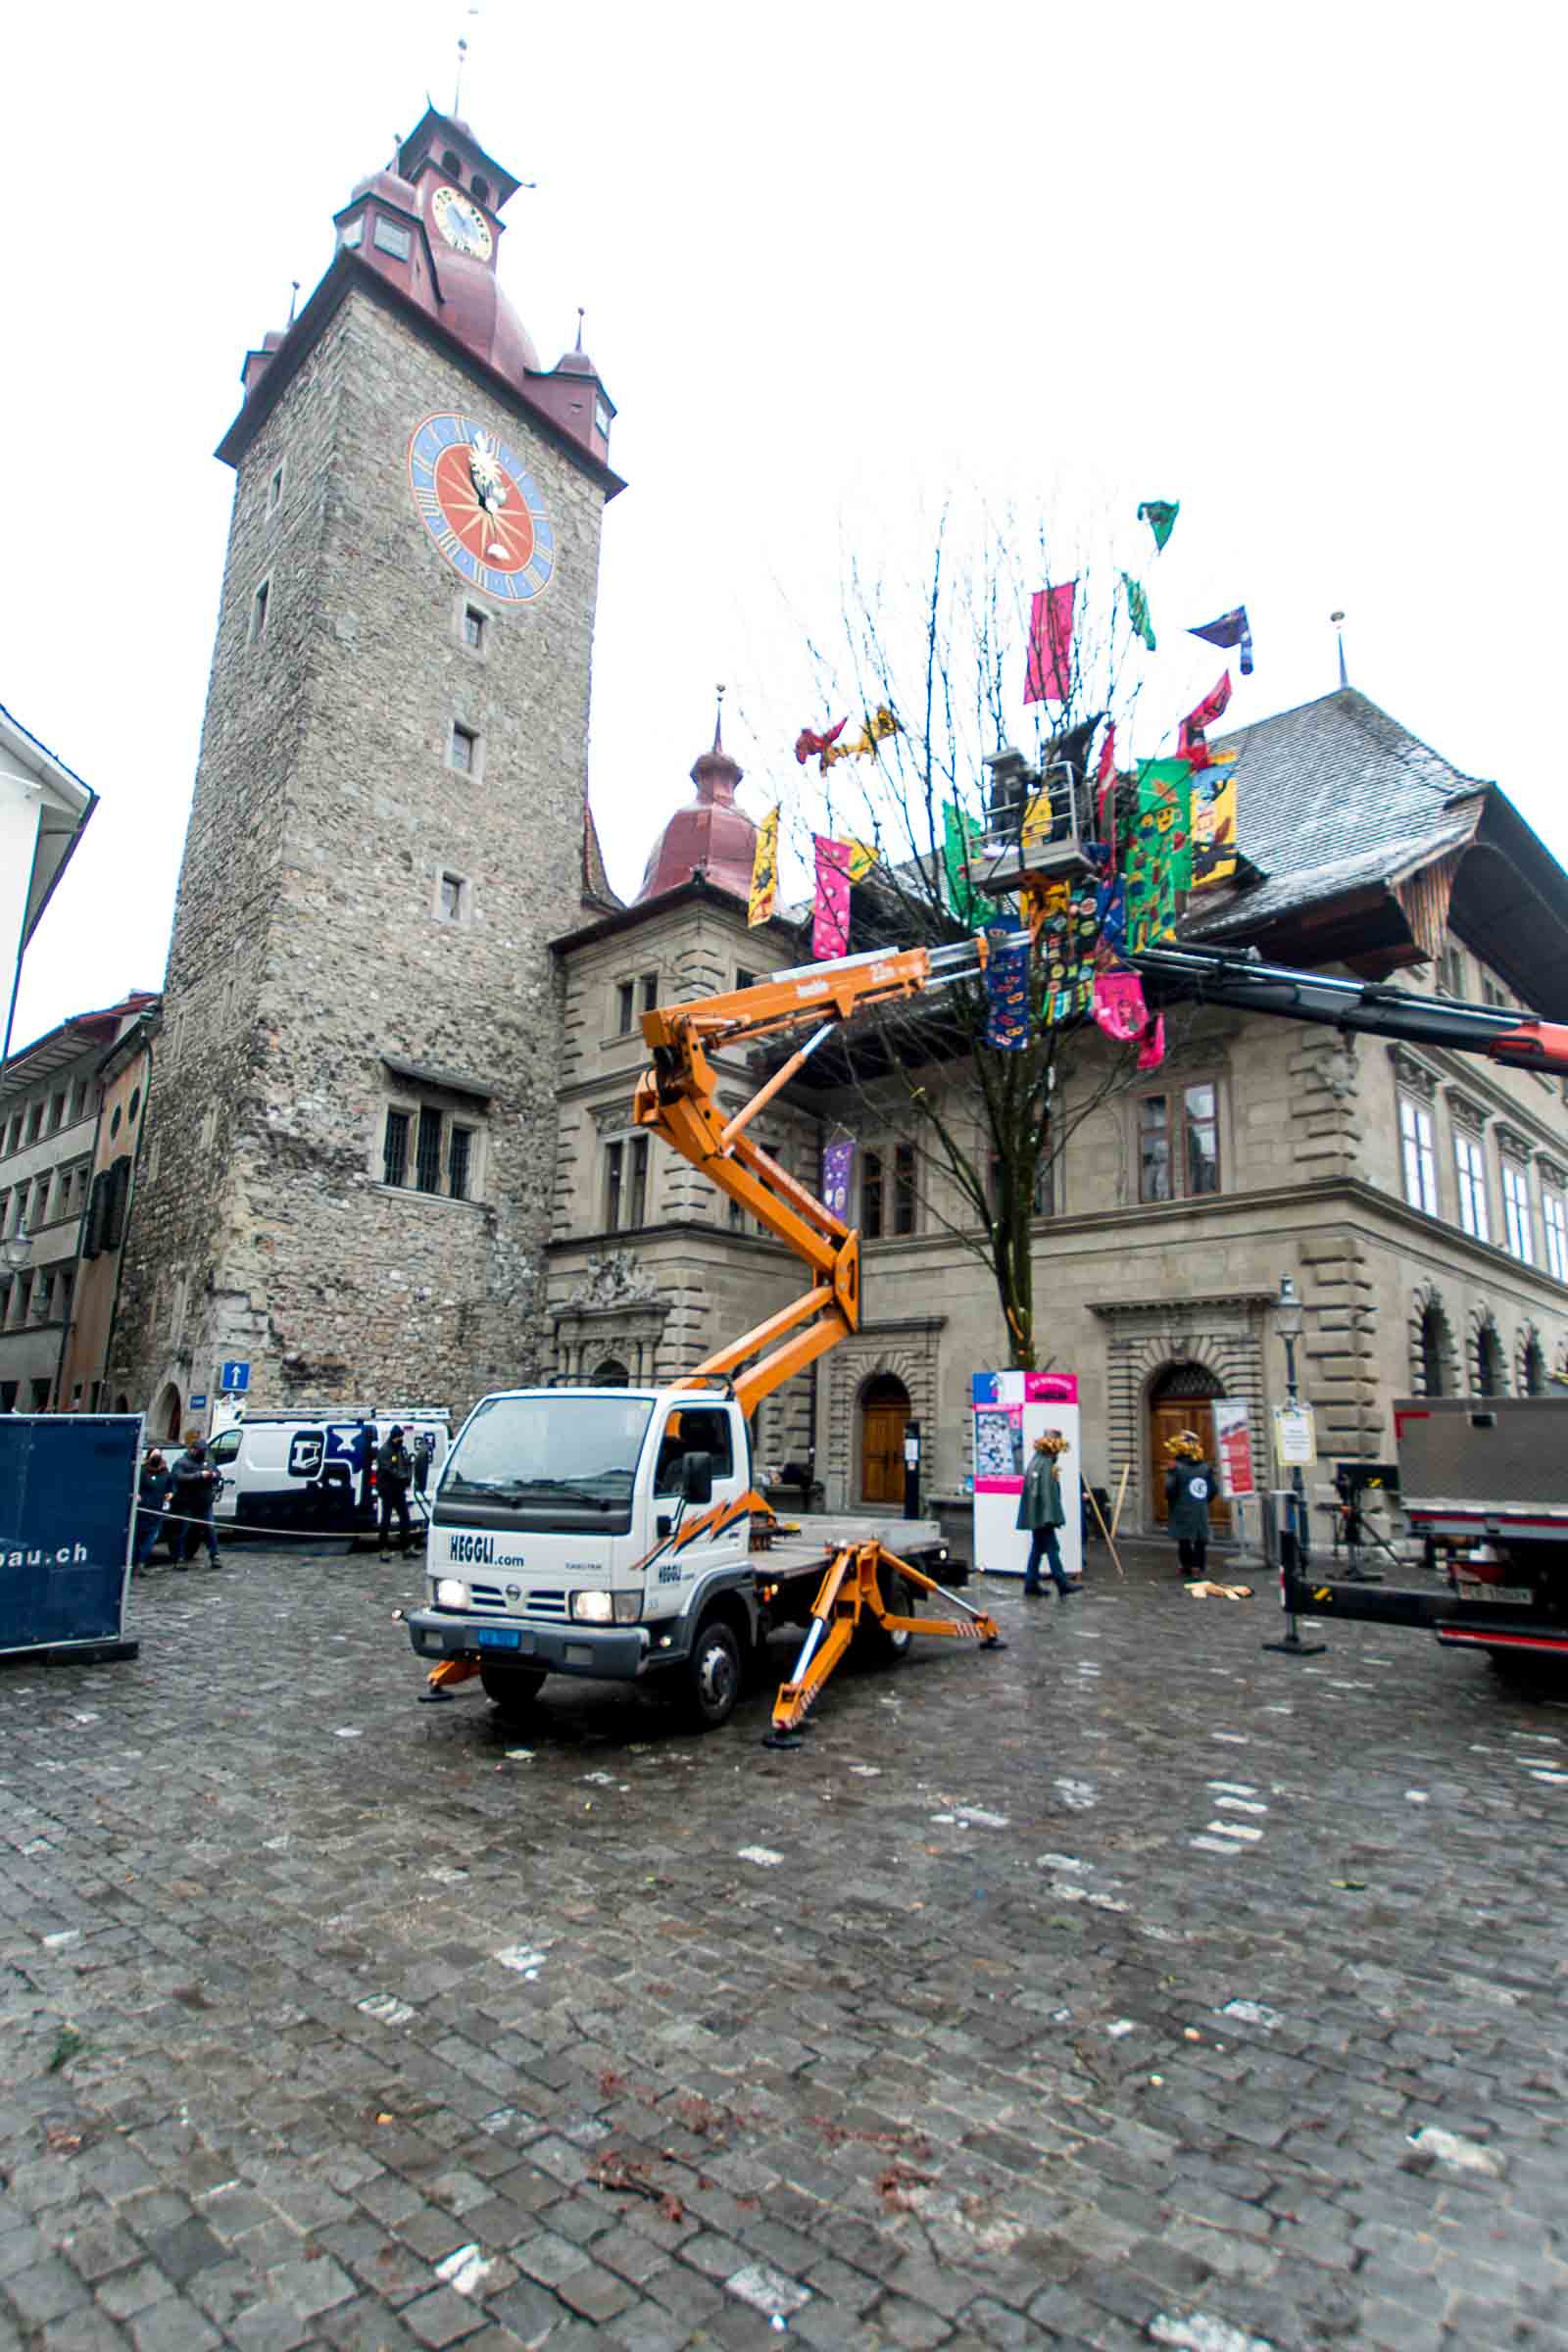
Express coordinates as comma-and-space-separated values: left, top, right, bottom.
1189, 688, 1488, 938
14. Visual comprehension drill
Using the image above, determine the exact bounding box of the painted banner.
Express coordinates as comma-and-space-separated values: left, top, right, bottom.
1213, 1399, 1257, 1499
821, 1138, 855, 1223
747, 805, 779, 927
811, 835, 853, 957
845, 838, 877, 882
1192, 752, 1239, 891
943, 802, 984, 926
1177, 670, 1234, 773
983, 924, 1033, 1050
1024, 580, 1076, 706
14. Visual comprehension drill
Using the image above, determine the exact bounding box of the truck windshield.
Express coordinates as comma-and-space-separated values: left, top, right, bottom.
440, 1395, 655, 1526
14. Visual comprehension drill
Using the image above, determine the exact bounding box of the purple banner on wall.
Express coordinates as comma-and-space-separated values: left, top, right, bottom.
822, 1139, 855, 1223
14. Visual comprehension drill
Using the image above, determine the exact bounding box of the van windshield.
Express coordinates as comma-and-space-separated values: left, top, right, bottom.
440, 1394, 654, 1530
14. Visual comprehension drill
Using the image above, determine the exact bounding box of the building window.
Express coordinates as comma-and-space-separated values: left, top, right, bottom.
339, 218, 363, 251
26, 1102, 42, 1144
450, 722, 478, 775
1398, 1095, 1439, 1215
1438, 945, 1467, 997
436, 871, 468, 924
34, 1272, 53, 1323
595, 398, 612, 440
735, 968, 758, 995
1544, 1189, 1568, 1285
448, 1125, 472, 1202
606, 1135, 650, 1230
49, 1090, 66, 1133
414, 1106, 443, 1193
441, 148, 463, 175
1480, 972, 1511, 1009
268, 464, 284, 513
383, 1108, 410, 1188
1454, 1130, 1490, 1242
471, 174, 491, 206
893, 1142, 917, 1236
1523, 1334, 1548, 1396
1476, 1320, 1507, 1396
463, 605, 486, 651
640, 972, 660, 1014
616, 980, 636, 1035
1139, 1084, 1221, 1203
250, 578, 270, 643
861, 1150, 884, 1240
1502, 1159, 1535, 1264
989, 1148, 1054, 1220
372, 217, 413, 261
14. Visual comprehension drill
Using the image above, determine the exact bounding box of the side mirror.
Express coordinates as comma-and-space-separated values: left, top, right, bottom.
680, 1449, 713, 1506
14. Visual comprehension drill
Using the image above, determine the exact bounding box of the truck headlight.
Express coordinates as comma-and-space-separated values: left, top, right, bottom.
435, 1578, 466, 1608
569, 1590, 643, 1624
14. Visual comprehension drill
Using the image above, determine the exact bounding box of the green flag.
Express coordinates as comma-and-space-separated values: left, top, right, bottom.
1137, 499, 1180, 553
1122, 571, 1156, 653
1137, 758, 1195, 892
942, 803, 983, 926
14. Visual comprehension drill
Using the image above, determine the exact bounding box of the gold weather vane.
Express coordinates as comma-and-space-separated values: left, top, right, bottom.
1332, 610, 1348, 690
454, 5, 480, 113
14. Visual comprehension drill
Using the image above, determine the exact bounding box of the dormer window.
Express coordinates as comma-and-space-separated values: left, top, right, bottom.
471, 175, 490, 206
442, 148, 463, 176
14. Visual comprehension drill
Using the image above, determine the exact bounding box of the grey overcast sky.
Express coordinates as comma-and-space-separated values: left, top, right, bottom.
5, 0, 1560, 1046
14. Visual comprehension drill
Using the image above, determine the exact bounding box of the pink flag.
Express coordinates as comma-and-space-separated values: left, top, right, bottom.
1177, 670, 1233, 773
1092, 970, 1149, 1043
1024, 581, 1076, 706
1137, 1012, 1167, 1072
812, 836, 853, 958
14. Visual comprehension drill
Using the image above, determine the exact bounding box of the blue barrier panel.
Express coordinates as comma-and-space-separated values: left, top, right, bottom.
0, 1415, 140, 1657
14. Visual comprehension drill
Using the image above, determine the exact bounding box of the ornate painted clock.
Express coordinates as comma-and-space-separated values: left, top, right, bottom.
407, 413, 555, 603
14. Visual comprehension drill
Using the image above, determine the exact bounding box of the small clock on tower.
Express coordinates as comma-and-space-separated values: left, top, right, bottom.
431, 184, 493, 260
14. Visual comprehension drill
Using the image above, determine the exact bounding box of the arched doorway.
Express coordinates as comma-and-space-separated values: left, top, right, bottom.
1149, 1362, 1232, 1534
859, 1373, 909, 1506
592, 1357, 630, 1388
153, 1382, 183, 1441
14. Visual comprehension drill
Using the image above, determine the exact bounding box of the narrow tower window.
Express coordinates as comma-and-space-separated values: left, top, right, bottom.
268, 465, 284, 513
463, 606, 486, 651
250, 579, 270, 642
450, 722, 478, 774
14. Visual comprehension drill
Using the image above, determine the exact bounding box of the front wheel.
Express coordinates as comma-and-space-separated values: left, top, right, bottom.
681, 1617, 743, 1731
479, 1661, 547, 1717
855, 1562, 915, 1663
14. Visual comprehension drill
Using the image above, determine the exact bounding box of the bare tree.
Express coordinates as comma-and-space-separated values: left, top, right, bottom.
778, 507, 1167, 1370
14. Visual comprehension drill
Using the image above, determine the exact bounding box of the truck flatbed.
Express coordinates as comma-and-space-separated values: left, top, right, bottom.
754, 1515, 950, 1576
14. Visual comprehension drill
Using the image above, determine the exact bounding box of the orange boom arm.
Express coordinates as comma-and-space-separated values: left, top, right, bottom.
633, 939, 986, 1418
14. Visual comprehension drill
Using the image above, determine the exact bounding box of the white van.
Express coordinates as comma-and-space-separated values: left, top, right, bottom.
208, 1408, 450, 1539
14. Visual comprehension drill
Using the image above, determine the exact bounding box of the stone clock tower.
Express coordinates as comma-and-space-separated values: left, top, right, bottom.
112, 107, 622, 1427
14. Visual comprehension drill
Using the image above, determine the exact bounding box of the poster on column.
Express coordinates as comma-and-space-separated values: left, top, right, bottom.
970, 1370, 1082, 1582
1213, 1399, 1256, 1499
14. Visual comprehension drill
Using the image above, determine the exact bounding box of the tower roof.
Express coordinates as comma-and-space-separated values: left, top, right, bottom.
636, 702, 759, 904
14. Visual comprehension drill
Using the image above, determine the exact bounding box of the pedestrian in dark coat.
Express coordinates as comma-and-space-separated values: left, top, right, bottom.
1164, 1432, 1215, 1579
132, 1450, 172, 1570
1015, 1430, 1074, 1599
170, 1437, 221, 1568
377, 1426, 414, 1559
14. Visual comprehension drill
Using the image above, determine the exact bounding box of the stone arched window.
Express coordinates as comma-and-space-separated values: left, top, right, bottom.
1473, 1313, 1507, 1396
1409, 1284, 1456, 1397
592, 1356, 630, 1388
1519, 1326, 1548, 1396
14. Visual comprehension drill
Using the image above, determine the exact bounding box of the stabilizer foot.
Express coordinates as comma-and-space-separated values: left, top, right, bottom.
761, 1730, 806, 1750
417, 1690, 457, 1704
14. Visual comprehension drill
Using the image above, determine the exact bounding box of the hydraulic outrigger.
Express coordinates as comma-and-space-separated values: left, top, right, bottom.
628, 915, 1568, 1736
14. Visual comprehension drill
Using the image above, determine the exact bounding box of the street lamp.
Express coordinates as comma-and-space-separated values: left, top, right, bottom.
1264, 1269, 1325, 1657
1275, 1273, 1303, 1404
2, 1224, 33, 1274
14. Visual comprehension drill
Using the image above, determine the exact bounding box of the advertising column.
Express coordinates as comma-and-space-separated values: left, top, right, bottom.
971, 1371, 1082, 1580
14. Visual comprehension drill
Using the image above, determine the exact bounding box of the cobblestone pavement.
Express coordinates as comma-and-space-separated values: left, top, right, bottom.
4, 1538, 1568, 2352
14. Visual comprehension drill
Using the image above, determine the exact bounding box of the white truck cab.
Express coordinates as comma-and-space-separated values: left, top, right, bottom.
406, 1386, 758, 1725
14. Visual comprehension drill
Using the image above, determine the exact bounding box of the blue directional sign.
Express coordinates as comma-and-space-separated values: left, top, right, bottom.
220, 1361, 251, 1394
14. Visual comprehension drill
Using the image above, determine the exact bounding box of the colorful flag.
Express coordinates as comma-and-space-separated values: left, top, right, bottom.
1137, 1013, 1167, 1073
1122, 759, 1194, 950
1093, 970, 1150, 1043
1137, 499, 1180, 553
1023, 581, 1076, 706
1191, 752, 1239, 892
821, 1139, 855, 1223
942, 802, 983, 926
811, 836, 853, 958
1121, 572, 1155, 653
845, 838, 877, 883
1035, 882, 1101, 1027
1094, 874, 1127, 955
1189, 606, 1253, 676
1177, 670, 1234, 773
747, 806, 779, 927
983, 925, 1033, 1051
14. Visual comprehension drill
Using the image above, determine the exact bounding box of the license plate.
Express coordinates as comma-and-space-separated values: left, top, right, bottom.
475, 1626, 521, 1649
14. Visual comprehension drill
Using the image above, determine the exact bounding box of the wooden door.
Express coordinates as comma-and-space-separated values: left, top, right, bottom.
861, 1402, 908, 1505
1150, 1398, 1232, 1533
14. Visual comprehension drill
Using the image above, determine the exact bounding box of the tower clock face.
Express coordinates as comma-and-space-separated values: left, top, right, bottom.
430, 184, 493, 259
407, 414, 555, 602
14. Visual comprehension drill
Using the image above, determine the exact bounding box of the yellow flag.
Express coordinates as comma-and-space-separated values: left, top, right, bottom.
748, 807, 780, 927
845, 839, 876, 883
